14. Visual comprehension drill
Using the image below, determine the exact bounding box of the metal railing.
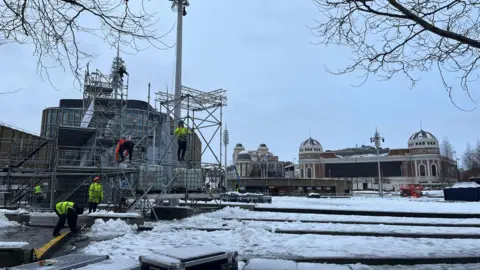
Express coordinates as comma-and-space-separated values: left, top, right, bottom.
0, 138, 52, 169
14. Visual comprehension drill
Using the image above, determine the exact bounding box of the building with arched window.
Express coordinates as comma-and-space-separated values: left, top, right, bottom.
298, 130, 458, 190
227, 142, 352, 195
231, 143, 284, 178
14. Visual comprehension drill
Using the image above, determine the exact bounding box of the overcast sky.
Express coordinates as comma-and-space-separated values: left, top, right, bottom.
0, 0, 478, 165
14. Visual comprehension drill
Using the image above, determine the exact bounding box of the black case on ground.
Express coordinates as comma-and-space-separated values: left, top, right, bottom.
139, 247, 238, 270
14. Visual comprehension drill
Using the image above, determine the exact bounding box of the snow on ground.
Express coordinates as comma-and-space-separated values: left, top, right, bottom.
205, 207, 480, 225
83, 225, 480, 262
257, 196, 480, 214
81, 196, 480, 268
0, 209, 29, 214
85, 219, 138, 240
83, 205, 480, 263
162, 212, 480, 235
422, 190, 444, 197
450, 182, 480, 188
30, 211, 57, 216
0, 210, 20, 228
88, 210, 142, 218
0, 241, 29, 248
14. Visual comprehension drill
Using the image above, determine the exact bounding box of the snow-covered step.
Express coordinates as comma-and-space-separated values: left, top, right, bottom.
222, 217, 480, 228
87, 212, 144, 226
254, 206, 480, 219
169, 226, 480, 239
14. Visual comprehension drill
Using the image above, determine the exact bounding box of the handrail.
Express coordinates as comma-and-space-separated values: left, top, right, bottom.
0, 121, 41, 137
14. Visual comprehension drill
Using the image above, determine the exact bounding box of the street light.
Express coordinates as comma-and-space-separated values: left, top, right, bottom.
169, 0, 190, 125
223, 126, 229, 188
370, 127, 385, 197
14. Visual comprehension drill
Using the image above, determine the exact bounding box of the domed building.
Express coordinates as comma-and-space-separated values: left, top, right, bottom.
227, 142, 353, 196
298, 130, 458, 190
298, 138, 324, 178
231, 143, 285, 178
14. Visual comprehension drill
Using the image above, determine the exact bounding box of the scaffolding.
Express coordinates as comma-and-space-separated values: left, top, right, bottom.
129, 85, 228, 209
0, 63, 227, 218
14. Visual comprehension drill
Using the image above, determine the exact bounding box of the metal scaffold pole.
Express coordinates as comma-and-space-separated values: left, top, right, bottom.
171, 0, 189, 125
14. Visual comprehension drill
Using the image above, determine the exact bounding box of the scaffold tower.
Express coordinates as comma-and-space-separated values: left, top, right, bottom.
143, 85, 227, 208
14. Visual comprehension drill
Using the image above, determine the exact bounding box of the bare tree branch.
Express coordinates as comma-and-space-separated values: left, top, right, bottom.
0, 88, 21, 95
0, 0, 174, 86
311, 0, 480, 109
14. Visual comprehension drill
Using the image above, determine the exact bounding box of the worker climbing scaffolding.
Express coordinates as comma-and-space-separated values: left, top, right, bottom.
116, 136, 134, 163
174, 120, 190, 161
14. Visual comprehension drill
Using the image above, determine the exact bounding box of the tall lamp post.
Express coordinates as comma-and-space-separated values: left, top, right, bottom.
169, 0, 190, 125
223, 126, 229, 189
370, 127, 385, 197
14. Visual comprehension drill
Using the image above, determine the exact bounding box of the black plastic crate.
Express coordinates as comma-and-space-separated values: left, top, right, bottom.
139, 247, 238, 270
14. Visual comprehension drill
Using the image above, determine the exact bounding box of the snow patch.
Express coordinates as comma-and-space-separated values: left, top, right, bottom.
225, 191, 265, 196
84, 227, 480, 265
258, 196, 480, 214
0, 211, 20, 228
206, 206, 480, 225
0, 242, 29, 249
1, 209, 30, 215
450, 182, 480, 189
86, 219, 137, 239
88, 210, 142, 218
30, 211, 57, 217
81, 197, 480, 267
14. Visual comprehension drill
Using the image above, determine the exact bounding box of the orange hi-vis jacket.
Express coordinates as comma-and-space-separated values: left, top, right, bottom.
115, 139, 128, 161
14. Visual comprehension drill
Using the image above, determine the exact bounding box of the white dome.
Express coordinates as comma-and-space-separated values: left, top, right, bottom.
299, 138, 323, 152
408, 130, 439, 149
237, 151, 251, 161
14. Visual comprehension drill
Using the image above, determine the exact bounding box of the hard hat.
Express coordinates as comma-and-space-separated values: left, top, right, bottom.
93, 176, 100, 181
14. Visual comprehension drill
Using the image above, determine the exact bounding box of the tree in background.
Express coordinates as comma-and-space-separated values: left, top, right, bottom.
440, 137, 455, 159
463, 141, 480, 170
312, 0, 480, 108
0, 0, 173, 82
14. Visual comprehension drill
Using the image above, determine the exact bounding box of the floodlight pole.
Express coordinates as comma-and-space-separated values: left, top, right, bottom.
172, 0, 188, 125
370, 127, 385, 197
223, 126, 230, 189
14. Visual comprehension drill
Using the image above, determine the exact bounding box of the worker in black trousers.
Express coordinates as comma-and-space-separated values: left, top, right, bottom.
53, 201, 84, 237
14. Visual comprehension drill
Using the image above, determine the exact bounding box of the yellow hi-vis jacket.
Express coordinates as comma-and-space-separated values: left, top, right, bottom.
34, 185, 42, 194
56, 201, 74, 215
89, 182, 104, 203
174, 127, 190, 141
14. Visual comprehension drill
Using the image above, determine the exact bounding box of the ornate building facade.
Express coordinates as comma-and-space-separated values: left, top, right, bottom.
232, 143, 285, 178
298, 130, 458, 190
